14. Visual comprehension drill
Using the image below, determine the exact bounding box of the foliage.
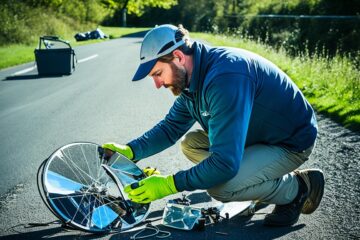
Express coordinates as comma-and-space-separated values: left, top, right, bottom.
102, 0, 177, 15
58, 0, 110, 23
175, 0, 217, 31
0, 0, 177, 45
126, 0, 177, 16
101, 0, 178, 26
125, 0, 217, 30
0, 0, 108, 45
214, 0, 360, 56
127, 0, 360, 56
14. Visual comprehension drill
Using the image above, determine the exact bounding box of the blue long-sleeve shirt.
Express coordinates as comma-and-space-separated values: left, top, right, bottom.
128, 41, 317, 192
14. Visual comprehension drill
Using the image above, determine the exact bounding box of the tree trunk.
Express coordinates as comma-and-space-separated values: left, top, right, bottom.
121, 0, 130, 27
121, 8, 127, 27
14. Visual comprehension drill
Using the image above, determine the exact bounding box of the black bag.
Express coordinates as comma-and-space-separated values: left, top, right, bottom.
34, 36, 76, 76
74, 28, 107, 41
74, 32, 89, 41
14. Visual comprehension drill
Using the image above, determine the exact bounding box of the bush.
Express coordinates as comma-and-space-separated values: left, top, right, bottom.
0, 0, 110, 46
223, 0, 360, 56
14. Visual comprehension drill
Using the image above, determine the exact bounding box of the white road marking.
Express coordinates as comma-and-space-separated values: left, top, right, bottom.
11, 54, 98, 76
77, 54, 98, 63
12, 66, 37, 76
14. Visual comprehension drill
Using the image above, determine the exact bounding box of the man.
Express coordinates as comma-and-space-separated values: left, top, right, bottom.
103, 24, 325, 227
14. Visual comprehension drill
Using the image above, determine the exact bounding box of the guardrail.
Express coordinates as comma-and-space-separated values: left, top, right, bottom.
224, 14, 360, 20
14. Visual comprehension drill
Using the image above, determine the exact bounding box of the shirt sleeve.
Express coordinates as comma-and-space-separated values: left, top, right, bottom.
128, 94, 195, 161
174, 73, 255, 191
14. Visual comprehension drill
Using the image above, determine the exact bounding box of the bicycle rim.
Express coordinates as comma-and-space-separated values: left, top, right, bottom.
41, 142, 149, 233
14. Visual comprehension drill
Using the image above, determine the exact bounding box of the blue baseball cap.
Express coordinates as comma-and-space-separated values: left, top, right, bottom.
132, 24, 187, 81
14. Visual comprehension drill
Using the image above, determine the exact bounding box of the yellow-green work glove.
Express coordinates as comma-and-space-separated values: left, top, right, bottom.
102, 142, 134, 160
124, 175, 178, 204
143, 167, 161, 176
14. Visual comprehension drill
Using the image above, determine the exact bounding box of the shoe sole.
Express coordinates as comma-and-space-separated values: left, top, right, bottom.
296, 169, 325, 214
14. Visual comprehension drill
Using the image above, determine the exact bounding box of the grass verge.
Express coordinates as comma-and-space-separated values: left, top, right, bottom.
192, 33, 360, 132
0, 26, 149, 70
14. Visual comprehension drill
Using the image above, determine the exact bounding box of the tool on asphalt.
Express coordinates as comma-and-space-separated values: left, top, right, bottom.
34, 36, 76, 76
161, 194, 256, 231
162, 201, 203, 230
37, 142, 150, 233
217, 200, 257, 219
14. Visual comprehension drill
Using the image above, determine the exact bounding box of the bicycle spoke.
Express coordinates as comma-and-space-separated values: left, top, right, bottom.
49, 192, 93, 200
80, 144, 93, 179
61, 149, 101, 186
42, 143, 150, 232
72, 190, 91, 223
54, 150, 90, 187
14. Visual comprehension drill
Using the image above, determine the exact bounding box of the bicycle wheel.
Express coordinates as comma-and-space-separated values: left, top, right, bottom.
40, 142, 150, 233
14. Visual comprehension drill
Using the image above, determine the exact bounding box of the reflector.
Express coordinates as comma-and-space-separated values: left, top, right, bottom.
38, 142, 150, 233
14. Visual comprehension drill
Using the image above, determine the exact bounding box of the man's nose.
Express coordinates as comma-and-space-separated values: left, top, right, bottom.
153, 78, 164, 89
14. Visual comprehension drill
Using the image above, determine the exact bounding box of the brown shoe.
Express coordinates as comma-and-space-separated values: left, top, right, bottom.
263, 174, 308, 227
295, 169, 325, 214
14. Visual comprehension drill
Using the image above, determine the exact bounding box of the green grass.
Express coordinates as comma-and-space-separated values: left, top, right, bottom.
192, 33, 360, 131
0, 27, 149, 70
0, 45, 36, 70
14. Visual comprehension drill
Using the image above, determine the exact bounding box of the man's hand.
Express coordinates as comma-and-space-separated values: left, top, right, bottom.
124, 175, 178, 204
102, 142, 134, 160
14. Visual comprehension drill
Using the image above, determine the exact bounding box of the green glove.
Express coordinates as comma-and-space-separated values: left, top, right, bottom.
143, 167, 161, 176
102, 142, 134, 160
124, 175, 178, 204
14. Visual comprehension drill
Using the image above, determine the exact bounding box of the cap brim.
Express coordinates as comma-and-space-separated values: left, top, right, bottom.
132, 59, 158, 81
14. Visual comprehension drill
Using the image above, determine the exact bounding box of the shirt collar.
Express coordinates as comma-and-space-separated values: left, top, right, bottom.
188, 41, 204, 93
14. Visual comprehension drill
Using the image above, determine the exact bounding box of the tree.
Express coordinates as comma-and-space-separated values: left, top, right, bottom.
102, 0, 178, 26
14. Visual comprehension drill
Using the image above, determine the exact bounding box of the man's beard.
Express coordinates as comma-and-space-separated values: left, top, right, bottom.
168, 62, 188, 96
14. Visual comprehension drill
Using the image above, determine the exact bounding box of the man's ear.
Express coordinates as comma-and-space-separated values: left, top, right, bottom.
172, 50, 186, 65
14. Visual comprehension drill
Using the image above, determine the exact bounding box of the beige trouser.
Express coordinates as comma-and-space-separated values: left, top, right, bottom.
181, 129, 314, 205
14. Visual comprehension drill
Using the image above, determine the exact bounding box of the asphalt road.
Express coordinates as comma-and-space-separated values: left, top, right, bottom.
0, 36, 359, 240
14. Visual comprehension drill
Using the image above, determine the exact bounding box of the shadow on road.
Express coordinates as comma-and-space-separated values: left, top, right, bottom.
0, 226, 99, 240
187, 191, 213, 204
149, 220, 306, 240
120, 30, 149, 38
3, 74, 65, 81
1, 213, 306, 240
109, 217, 306, 240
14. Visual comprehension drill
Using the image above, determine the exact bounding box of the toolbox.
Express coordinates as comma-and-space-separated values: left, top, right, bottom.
34, 36, 76, 76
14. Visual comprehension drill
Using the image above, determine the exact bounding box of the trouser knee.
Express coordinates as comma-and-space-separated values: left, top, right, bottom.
180, 130, 210, 164
207, 187, 233, 203
180, 131, 196, 154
